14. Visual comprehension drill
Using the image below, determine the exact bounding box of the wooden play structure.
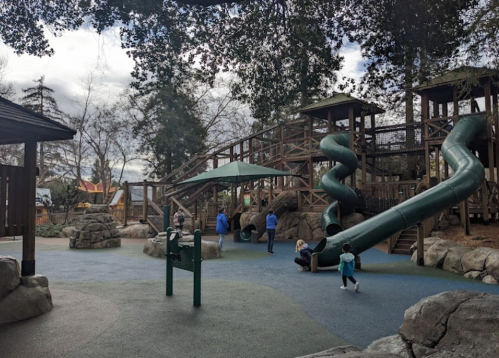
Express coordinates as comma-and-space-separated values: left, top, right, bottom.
124, 66, 499, 255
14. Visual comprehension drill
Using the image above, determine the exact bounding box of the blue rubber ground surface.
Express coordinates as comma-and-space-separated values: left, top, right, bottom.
2, 237, 499, 357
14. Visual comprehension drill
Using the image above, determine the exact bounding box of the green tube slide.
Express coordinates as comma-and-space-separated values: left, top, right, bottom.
314, 113, 487, 267
320, 133, 359, 236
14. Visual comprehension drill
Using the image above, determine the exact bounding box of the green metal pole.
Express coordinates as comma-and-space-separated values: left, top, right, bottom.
193, 229, 202, 307
163, 204, 171, 231
166, 228, 173, 296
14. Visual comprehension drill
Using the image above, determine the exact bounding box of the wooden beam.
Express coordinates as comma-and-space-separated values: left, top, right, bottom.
142, 180, 148, 222
416, 224, 424, 266
22, 140, 37, 276
481, 180, 489, 225
348, 106, 356, 188
485, 82, 495, 182
123, 181, 129, 226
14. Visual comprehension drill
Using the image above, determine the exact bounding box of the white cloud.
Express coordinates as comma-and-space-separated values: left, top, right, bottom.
338, 43, 364, 82
1, 27, 134, 115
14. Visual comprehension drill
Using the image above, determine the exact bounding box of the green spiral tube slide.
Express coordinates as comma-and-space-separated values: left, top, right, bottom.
320, 133, 359, 236
314, 113, 487, 267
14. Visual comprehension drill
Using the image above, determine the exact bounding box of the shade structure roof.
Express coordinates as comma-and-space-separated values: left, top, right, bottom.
297, 93, 384, 120
177, 161, 300, 185
412, 66, 499, 103
0, 96, 76, 145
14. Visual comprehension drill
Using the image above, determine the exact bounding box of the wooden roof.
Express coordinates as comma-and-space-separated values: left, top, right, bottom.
413, 66, 499, 103
297, 93, 385, 120
0, 96, 76, 145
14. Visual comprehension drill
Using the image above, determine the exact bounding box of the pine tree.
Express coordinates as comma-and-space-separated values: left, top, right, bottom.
133, 86, 206, 179
21, 76, 66, 185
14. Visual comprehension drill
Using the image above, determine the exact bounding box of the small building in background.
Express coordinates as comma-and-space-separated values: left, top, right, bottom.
109, 187, 153, 222
35, 188, 52, 225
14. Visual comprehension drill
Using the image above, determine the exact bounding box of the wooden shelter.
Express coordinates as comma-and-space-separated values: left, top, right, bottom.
0, 96, 76, 276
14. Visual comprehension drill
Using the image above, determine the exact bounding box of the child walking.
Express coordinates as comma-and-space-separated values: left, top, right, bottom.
338, 243, 359, 291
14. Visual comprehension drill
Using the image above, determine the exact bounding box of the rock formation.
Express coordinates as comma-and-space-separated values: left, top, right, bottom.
411, 237, 499, 284
69, 205, 121, 249
0, 256, 53, 324
297, 290, 499, 358
143, 232, 221, 260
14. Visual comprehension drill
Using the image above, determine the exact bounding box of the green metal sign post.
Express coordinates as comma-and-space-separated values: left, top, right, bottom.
165, 205, 202, 306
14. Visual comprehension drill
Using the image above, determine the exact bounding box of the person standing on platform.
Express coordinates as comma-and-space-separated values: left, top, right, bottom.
266, 209, 278, 254
216, 208, 229, 252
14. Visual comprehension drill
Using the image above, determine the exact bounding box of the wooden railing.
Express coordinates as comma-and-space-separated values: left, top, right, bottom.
0, 165, 25, 237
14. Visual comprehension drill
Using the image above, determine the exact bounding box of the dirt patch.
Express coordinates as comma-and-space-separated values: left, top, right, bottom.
440, 222, 499, 250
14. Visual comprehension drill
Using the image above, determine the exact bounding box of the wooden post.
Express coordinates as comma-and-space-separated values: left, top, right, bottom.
416, 224, 424, 266
348, 106, 356, 188
481, 180, 489, 225
249, 138, 253, 164
484, 82, 495, 182
311, 253, 318, 273
279, 125, 285, 189
213, 156, 218, 203
435, 147, 441, 183
327, 110, 332, 133
460, 200, 471, 235
123, 181, 129, 226
22, 140, 37, 276
361, 115, 367, 183
142, 180, 148, 223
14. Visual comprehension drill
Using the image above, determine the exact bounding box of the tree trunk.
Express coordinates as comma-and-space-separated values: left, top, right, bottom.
240, 190, 298, 241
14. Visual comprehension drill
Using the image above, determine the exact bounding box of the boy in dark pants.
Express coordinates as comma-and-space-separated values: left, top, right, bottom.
338, 243, 359, 291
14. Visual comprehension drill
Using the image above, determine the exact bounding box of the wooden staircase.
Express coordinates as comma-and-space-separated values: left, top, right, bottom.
391, 226, 417, 255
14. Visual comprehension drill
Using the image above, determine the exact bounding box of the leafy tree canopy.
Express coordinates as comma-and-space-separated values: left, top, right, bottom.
331, 0, 479, 106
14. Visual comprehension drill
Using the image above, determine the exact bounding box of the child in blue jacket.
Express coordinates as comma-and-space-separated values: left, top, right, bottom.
266, 209, 278, 254
338, 243, 359, 291
216, 208, 229, 252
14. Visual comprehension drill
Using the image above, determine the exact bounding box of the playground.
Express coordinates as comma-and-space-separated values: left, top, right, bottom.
1, 235, 499, 358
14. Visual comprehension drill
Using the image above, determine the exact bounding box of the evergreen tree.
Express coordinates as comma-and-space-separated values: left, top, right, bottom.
133, 86, 206, 179
21, 76, 66, 185
90, 158, 101, 184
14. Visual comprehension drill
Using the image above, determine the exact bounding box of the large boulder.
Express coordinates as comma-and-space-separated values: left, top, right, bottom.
484, 249, 499, 280
461, 247, 492, 273
365, 335, 408, 358
143, 233, 221, 259
118, 224, 150, 238
0, 256, 20, 299
424, 239, 460, 268
399, 290, 499, 358
442, 245, 473, 273
411, 237, 441, 263
59, 226, 76, 238
295, 345, 400, 358
0, 256, 53, 324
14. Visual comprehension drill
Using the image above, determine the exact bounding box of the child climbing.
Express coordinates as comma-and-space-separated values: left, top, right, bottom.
294, 239, 313, 271
338, 243, 359, 291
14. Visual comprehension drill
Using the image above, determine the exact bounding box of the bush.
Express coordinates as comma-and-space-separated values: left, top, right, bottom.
35, 224, 71, 238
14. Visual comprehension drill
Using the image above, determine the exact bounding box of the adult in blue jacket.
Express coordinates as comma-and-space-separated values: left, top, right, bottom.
266, 209, 278, 254
216, 208, 229, 251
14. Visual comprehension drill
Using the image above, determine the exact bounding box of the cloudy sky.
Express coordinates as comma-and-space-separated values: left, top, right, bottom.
0, 26, 364, 181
